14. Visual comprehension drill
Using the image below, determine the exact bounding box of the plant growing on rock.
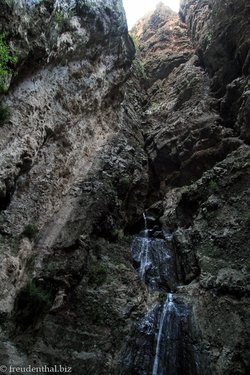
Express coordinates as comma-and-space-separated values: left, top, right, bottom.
132, 58, 147, 79
0, 32, 17, 93
245, 210, 250, 227
14, 280, 54, 329
89, 263, 108, 286
112, 228, 124, 241
22, 224, 39, 240
52, 8, 77, 32
185, 74, 199, 88
209, 179, 218, 191
54, 10, 65, 23
129, 31, 139, 51
119, 175, 131, 187
204, 31, 213, 49
26, 280, 52, 305
0, 103, 10, 125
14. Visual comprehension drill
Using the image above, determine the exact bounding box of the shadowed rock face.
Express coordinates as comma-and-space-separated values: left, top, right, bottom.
180, 0, 250, 142
0, 0, 249, 374
121, 295, 203, 375
124, 2, 250, 374
132, 2, 244, 197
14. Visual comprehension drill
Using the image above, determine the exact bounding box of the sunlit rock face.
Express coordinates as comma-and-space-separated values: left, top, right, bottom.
132, 2, 193, 86
0, 0, 249, 374
0, 1, 149, 373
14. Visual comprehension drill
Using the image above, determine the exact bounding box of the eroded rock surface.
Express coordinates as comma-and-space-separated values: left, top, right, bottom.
0, 0, 249, 374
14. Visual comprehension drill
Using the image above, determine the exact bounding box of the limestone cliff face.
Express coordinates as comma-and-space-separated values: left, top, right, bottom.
0, 1, 149, 373
180, 0, 250, 141
130, 1, 250, 374
0, 0, 249, 374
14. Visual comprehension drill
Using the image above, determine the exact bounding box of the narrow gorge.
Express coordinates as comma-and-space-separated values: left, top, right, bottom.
0, 1, 249, 374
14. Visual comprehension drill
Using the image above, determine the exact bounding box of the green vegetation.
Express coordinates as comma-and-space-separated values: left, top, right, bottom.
112, 228, 124, 241
0, 103, 10, 125
53, 8, 76, 31
204, 31, 213, 49
119, 175, 131, 188
132, 58, 147, 79
147, 100, 166, 114
200, 242, 223, 258
25, 280, 52, 305
89, 263, 108, 286
0, 33, 17, 93
129, 31, 139, 51
54, 10, 65, 25
150, 101, 159, 110
129, 31, 148, 80
185, 74, 199, 88
15, 279, 54, 328
138, 60, 146, 77
245, 210, 250, 226
238, 160, 248, 169
22, 224, 39, 240
0, 234, 19, 255
209, 179, 218, 191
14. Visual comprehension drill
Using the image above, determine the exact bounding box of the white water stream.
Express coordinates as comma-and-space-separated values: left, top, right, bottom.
128, 213, 201, 375
152, 293, 175, 375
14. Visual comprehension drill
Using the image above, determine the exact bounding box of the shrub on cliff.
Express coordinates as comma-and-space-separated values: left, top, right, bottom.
22, 224, 39, 240
0, 103, 10, 125
0, 32, 17, 92
14, 280, 54, 329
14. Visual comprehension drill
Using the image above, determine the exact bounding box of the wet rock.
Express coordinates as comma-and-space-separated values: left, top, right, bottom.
0, 0, 249, 374
121, 293, 205, 375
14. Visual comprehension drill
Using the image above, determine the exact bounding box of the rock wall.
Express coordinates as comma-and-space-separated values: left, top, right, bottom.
129, 1, 250, 374
0, 1, 150, 373
0, 0, 249, 374
180, 0, 250, 141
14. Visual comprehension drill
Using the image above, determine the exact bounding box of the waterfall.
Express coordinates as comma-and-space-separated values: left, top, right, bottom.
124, 213, 201, 375
152, 293, 174, 375
139, 213, 150, 280
143, 212, 147, 229
131, 213, 176, 291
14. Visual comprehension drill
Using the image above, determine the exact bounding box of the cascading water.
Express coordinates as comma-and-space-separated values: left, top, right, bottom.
152, 293, 174, 375
123, 213, 202, 375
151, 293, 196, 375
131, 214, 176, 291
138, 213, 150, 280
